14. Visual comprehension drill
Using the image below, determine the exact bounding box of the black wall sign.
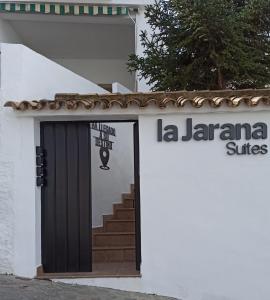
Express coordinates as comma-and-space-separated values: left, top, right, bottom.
90, 123, 116, 170
157, 118, 268, 156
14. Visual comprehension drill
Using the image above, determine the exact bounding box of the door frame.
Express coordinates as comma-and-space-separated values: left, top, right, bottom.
40, 119, 141, 273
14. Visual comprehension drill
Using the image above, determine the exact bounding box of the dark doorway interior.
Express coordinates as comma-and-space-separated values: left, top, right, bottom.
40, 121, 141, 276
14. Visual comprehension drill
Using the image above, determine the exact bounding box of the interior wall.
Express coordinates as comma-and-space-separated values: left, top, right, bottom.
91, 122, 134, 228
55, 59, 135, 91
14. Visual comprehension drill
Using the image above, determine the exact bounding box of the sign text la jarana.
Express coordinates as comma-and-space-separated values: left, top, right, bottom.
157, 118, 268, 155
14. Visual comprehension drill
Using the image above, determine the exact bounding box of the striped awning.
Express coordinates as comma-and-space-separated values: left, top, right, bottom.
0, 2, 138, 16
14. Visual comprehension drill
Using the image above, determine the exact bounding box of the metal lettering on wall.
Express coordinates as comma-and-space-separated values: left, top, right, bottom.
157, 118, 268, 156
90, 123, 116, 170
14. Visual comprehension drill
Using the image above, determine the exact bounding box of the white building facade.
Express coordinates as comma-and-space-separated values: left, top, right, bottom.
0, 0, 152, 92
1, 2, 270, 300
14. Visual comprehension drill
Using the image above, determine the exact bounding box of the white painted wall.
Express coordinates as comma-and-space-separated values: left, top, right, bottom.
55, 59, 135, 91
134, 5, 154, 92
0, 18, 22, 44
91, 122, 134, 227
0, 137, 15, 274
57, 110, 270, 300
7, 19, 135, 91
138, 112, 270, 300
112, 82, 132, 93
0, 43, 106, 100
0, 43, 107, 276
1, 3, 148, 92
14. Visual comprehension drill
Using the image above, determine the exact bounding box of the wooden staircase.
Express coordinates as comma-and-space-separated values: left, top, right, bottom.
92, 185, 135, 263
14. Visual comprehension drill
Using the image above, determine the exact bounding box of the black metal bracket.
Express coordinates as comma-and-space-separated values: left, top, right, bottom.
36, 146, 46, 187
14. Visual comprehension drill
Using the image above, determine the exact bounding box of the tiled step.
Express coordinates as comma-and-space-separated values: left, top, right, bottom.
93, 232, 135, 247
114, 208, 135, 220
122, 193, 134, 201
113, 203, 124, 210
103, 214, 113, 223
123, 197, 134, 208
105, 219, 135, 232
92, 226, 104, 234
92, 246, 135, 263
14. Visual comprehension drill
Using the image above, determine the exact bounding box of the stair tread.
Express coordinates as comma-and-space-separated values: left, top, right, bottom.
93, 246, 135, 250
116, 208, 134, 211
94, 232, 135, 236
107, 219, 135, 223
123, 194, 134, 198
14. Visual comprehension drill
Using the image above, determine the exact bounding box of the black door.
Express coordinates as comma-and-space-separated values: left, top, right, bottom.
41, 122, 92, 273
133, 122, 141, 271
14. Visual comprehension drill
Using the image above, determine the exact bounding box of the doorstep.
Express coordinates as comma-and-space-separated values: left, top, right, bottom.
36, 263, 141, 279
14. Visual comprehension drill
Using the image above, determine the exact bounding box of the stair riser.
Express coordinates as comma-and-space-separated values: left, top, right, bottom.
105, 221, 135, 232
103, 215, 113, 222
115, 210, 135, 220
114, 203, 124, 210
93, 249, 135, 263
123, 198, 134, 208
122, 193, 134, 200
94, 234, 135, 247
92, 227, 104, 234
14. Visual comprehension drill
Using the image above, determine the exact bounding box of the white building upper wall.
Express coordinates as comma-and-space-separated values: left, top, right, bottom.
0, 43, 107, 101
0, 18, 22, 43
0, 0, 151, 92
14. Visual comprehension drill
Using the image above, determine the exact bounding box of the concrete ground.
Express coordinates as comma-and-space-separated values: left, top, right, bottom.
0, 275, 178, 300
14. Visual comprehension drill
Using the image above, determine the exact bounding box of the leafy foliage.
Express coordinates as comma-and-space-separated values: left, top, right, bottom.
127, 0, 270, 91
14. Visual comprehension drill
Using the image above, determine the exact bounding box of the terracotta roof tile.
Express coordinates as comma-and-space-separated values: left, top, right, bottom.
4, 89, 270, 111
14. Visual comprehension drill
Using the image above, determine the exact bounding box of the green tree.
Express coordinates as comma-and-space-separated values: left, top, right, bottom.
128, 0, 270, 91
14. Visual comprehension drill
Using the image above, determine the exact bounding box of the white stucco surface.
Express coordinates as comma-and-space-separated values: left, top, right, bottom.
55, 110, 270, 300
0, 159, 14, 274
0, 18, 22, 44
0, 43, 107, 276
6, 19, 135, 91
0, 43, 106, 100
112, 82, 132, 93
55, 59, 135, 91
135, 7, 153, 92
138, 112, 270, 300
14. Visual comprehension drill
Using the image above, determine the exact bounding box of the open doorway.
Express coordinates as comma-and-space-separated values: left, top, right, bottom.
40, 120, 140, 277
91, 121, 140, 276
